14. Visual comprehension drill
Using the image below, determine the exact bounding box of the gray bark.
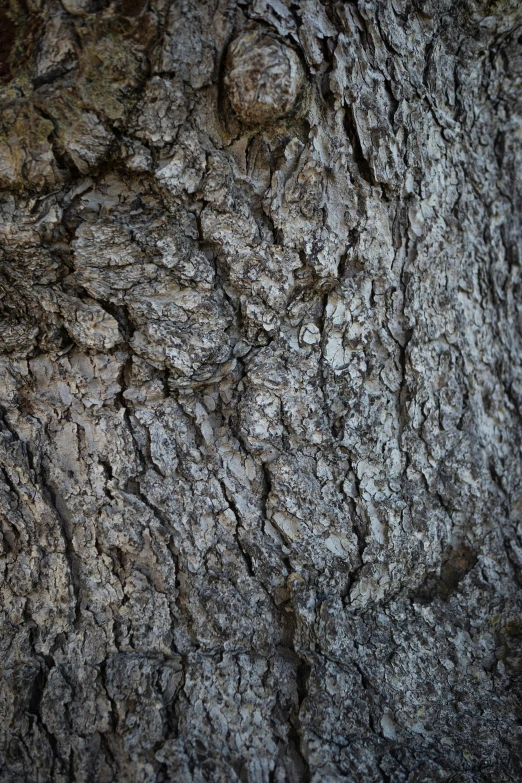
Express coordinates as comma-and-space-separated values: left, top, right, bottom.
0, 0, 522, 780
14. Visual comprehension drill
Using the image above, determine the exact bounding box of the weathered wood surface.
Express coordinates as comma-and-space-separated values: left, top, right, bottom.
0, 1, 522, 780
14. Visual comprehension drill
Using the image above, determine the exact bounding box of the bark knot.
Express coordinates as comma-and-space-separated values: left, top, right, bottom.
224, 30, 304, 126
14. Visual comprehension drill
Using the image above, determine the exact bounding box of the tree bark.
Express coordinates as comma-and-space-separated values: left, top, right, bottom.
1, 0, 522, 780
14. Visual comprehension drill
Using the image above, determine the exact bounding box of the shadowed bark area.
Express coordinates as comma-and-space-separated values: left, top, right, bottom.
1, 1, 522, 781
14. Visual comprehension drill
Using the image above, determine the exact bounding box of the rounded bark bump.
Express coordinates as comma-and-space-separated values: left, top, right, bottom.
224, 29, 305, 126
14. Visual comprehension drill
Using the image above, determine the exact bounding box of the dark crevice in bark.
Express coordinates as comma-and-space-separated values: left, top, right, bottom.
219, 478, 255, 578
26, 657, 63, 779
343, 103, 374, 186
39, 476, 82, 625
286, 658, 311, 783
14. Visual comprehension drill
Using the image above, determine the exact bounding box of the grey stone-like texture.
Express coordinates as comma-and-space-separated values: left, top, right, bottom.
0, 0, 522, 781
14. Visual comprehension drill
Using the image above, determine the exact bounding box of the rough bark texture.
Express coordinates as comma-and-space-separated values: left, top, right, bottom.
1, 0, 522, 781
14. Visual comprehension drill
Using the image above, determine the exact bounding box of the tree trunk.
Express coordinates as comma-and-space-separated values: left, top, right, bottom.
1, 0, 522, 780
